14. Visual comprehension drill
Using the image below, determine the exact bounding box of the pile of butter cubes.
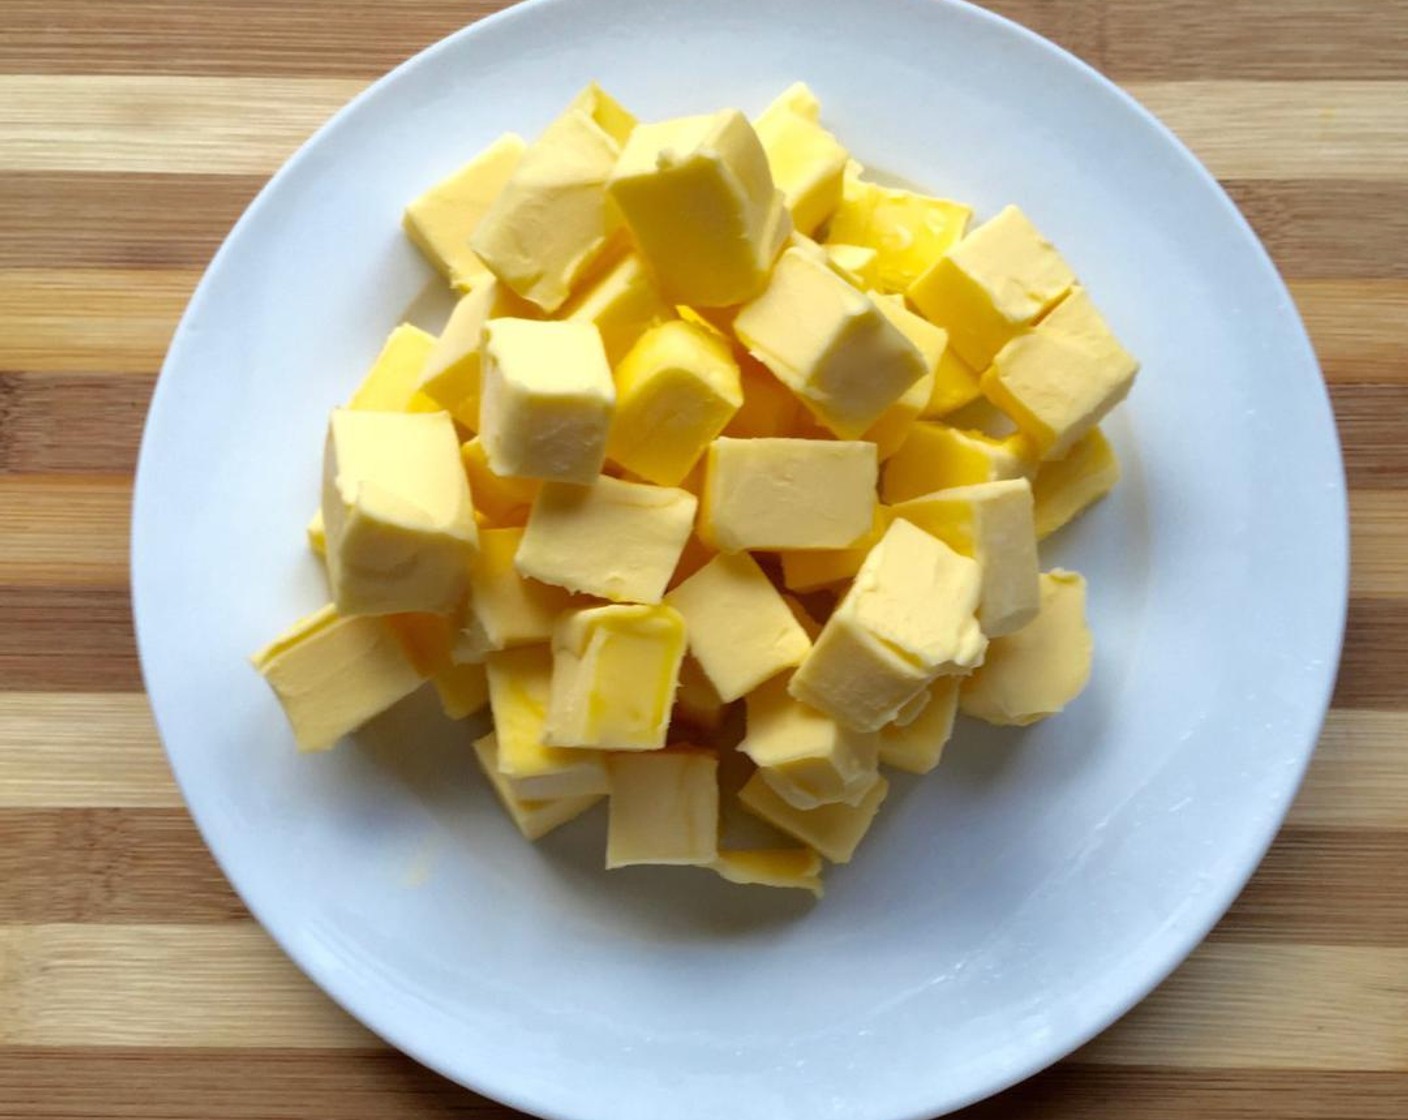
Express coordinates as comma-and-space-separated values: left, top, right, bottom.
253, 82, 1137, 897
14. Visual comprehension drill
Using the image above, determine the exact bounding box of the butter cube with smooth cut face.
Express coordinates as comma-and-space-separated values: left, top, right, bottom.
471, 84, 635, 312
1032, 426, 1121, 539
251, 605, 427, 751
561, 249, 672, 365
778, 506, 888, 593
545, 604, 687, 751
737, 770, 888, 864
479, 318, 615, 484
607, 320, 743, 487
961, 570, 1093, 726
433, 661, 490, 720
322, 409, 477, 616
403, 133, 527, 292
455, 527, 578, 662
870, 293, 981, 419
473, 732, 603, 841
754, 91, 848, 235
701, 437, 876, 552
878, 677, 959, 774
711, 847, 823, 896
908, 204, 1076, 369
348, 324, 440, 413
459, 437, 541, 529
606, 750, 719, 868
891, 478, 1040, 637
517, 476, 697, 603
735, 247, 927, 438
824, 243, 880, 290
674, 654, 728, 731
608, 110, 790, 307
881, 422, 1029, 505
665, 552, 811, 702
790, 519, 987, 731
721, 354, 804, 439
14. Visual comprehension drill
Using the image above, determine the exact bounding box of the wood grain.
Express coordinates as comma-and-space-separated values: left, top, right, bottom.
1349, 493, 1408, 600
0, 477, 130, 586
0, 589, 140, 691
0, 373, 154, 475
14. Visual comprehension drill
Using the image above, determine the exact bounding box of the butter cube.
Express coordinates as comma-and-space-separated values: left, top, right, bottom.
721, 355, 804, 439
665, 551, 812, 702
870, 293, 979, 420
251, 604, 426, 751
755, 91, 848, 235
306, 508, 326, 557
517, 476, 697, 603
735, 247, 926, 437
403, 133, 527, 292
1032, 427, 1120, 539
674, 654, 728, 731
606, 750, 719, 868
479, 318, 615, 484
908, 204, 1076, 369
418, 279, 539, 429
878, 677, 958, 774
608, 109, 790, 307
459, 437, 541, 528
737, 770, 888, 864
486, 645, 609, 799
891, 478, 1040, 636
701, 437, 876, 552
741, 675, 879, 809
471, 84, 636, 312
778, 506, 888, 593
560, 249, 672, 365
824, 243, 880, 290
759, 81, 821, 121
711, 847, 823, 896
545, 604, 687, 751
433, 661, 490, 720
981, 287, 1138, 459
383, 610, 457, 674
863, 369, 933, 460
826, 166, 972, 292
347, 324, 440, 413
668, 530, 716, 589
455, 527, 577, 661
961, 570, 1093, 726
782, 594, 824, 640
881, 422, 1028, 505
322, 409, 477, 616
473, 732, 603, 841
606, 320, 743, 487
790, 519, 987, 731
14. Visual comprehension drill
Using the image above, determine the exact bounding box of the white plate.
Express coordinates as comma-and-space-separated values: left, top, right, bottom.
131, 1, 1349, 1117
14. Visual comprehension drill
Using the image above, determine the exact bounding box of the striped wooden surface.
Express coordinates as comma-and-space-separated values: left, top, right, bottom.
1, 1, 1405, 1115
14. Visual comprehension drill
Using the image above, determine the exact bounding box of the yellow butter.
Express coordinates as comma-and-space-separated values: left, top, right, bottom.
517, 475, 697, 604
908, 204, 1076, 369
383, 610, 457, 675
960, 570, 1093, 726
322, 409, 477, 616
1032, 427, 1120, 539
778, 506, 888, 593
471, 84, 636, 312
459, 437, 542, 528
781, 594, 824, 641
665, 551, 812, 702
711, 847, 823, 896
606, 320, 743, 487
473, 731, 603, 841
479, 318, 615, 484
701, 437, 876, 552
606, 750, 719, 868
560, 249, 672, 366
306, 508, 326, 557
433, 661, 490, 720
347, 323, 441, 413
251, 604, 426, 751
758, 81, 821, 122
737, 770, 888, 864
823, 243, 880, 290
880, 421, 1028, 505
754, 89, 848, 235
878, 676, 958, 774
609, 109, 790, 307
674, 654, 728, 731
455, 526, 577, 661
721, 355, 805, 439
403, 133, 527, 292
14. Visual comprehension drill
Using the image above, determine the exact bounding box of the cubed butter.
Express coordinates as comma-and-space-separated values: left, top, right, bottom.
606, 320, 743, 487
737, 770, 888, 864
454, 527, 578, 662
471, 84, 636, 312
403, 133, 527, 292
735, 247, 927, 437
306, 508, 326, 557
908, 204, 1076, 369
721, 355, 804, 439
606, 750, 719, 868
347, 324, 440, 413
754, 89, 848, 235
459, 437, 541, 528
666, 551, 812, 702
473, 732, 603, 841
517, 475, 697, 603
674, 654, 728, 731
479, 318, 615, 484
701, 437, 876, 551
383, 610, 457, 675
878, 677, 958, 774
711, 847, 823, 896
880, 421, 1029, 505
960, 570, 1093, 725
824, 243, 880, 290
778, 506, 888, 593
561, 250, 672, 365
1032, 427, 1120, 539
251, 604, 426, 751
608, 109, 790, 306
545, 604, 687, 751
322, 409, 477, 616
433, 661, 490, 720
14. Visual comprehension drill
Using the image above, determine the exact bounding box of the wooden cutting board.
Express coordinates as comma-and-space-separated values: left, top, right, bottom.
1, 2, 1405, 1116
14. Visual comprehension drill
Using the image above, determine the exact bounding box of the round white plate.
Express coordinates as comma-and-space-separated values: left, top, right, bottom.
132, 1, 1349, 1117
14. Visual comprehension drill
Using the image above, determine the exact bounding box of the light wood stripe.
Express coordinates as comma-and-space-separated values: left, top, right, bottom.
0, 77, 1404, 180
1350, 493, 1408, 598
1289, 710, 1408, 829
1293, 278, 1408, 384
0, 477, 130, 587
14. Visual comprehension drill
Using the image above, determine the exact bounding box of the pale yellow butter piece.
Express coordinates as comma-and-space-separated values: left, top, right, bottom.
863, 368, 933, 461
486, 645, 609, 800
879, 677, 958, 774
891, 478, 1040, 637
881, 422, 1029, 505
665, 551, 812, 702
701, 437, 876, 552
737, 770, 888, 864
790, 518, 987, 731
306, 508, 326, 557
824, 243, 880, 290
608, 109, 790, 307
479, 318, 615, 484
432, 661, 490, 720
754, 88, 848, 235
908, 204, 1076, 369
961, 570, 1093, 726
403, 133, 527, 292
517, 475, 697, 604
721, 355, 804, 439
455, 526, 577, 662
347, 324, 440, 413
383, 611, 457, 675
674, 654, 728, 731
322, 409, 477, 616
545, 604, 687, 751
606, 750, 719, 868
459, 437, 541, 529
758, 81, 821, 122
560, 249, 672, 365
711, 847, 823, 896
781, 594, 824, 641
471, 85, 636, 312
473, 732, 603, 841
251, 604, 426, 751
871, 292, 980, 420
734, 246, 927, 438
778, 506, 888, 593
1032, 427, 1120, 539
607, 320, 743, 487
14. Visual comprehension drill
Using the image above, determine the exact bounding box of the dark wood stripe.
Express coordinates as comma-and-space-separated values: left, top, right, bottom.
0, 588, 140, 691
1333, 385, 1408, 490
1226, 181, 1408, 281
1334, 599, 1408, 710
0, 372, 153, 474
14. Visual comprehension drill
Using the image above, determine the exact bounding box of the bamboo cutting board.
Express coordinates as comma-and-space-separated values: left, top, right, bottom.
2, 2, 1406, 1116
